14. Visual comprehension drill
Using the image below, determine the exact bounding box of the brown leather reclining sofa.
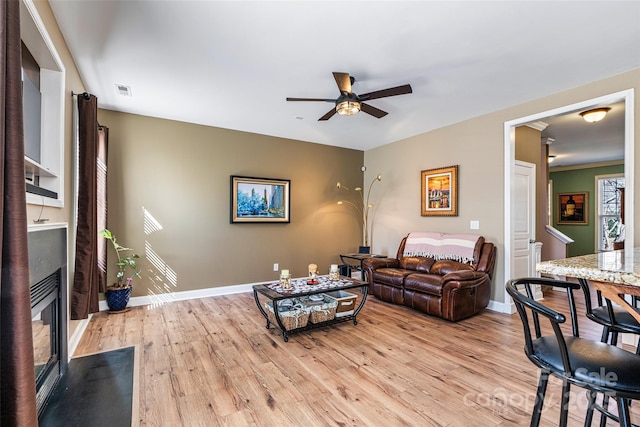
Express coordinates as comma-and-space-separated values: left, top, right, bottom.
362, 234, 496, 321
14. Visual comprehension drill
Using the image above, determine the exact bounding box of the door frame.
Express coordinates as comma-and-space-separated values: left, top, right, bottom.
503, 89, 635, 311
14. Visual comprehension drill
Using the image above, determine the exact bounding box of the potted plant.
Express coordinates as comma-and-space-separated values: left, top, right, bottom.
100, 229, 141, 311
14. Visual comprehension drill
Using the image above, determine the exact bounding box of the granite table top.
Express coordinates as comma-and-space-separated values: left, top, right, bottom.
536, 248, 640, 287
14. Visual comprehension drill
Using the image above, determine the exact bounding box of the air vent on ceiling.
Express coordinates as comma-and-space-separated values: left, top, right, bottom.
115, 84, 132, 97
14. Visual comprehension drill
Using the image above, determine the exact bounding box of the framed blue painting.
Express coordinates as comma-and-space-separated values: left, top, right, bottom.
231, 176, 290, 223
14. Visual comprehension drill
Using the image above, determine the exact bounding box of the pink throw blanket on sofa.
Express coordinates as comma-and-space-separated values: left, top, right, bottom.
403, 232, 480, 264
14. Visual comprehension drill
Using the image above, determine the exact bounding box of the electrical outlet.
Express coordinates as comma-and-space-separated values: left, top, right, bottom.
470, 220, 480, 230
273, 263, 279, 272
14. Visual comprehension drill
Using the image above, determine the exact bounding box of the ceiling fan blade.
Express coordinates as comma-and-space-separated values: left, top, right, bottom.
360, 103, 388, 119
318, 108, 337, 121
359, 84, 413, 101
286, 97, 335, 102
333, 72, 352, 94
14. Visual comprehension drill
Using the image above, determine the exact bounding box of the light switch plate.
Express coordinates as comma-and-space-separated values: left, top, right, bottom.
470, 220, 480, 230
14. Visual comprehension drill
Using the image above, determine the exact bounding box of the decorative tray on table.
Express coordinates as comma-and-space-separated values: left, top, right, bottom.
266, 275, 357, 295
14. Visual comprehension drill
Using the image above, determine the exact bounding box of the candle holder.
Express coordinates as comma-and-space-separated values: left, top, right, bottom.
329, 264, 340, 281
279, 269, 291, 289
307, 263, 319, 284
308, 263, 318, 278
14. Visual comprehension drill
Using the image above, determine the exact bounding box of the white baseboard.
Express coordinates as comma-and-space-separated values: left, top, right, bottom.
98, 281, 269, 312
622, 333, 640, 347
68, 314, 92, 358
487, 299, 513, 314
98, 283, 512, 318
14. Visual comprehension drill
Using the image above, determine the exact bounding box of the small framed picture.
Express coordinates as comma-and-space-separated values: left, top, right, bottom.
421, 165, 458, 216
557, 192, 588, 225
230, 176, 290, 223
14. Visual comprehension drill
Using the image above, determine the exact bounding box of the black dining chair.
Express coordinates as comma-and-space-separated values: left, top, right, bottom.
578, 278, 640, 353
578, 278, 640, 427
507, 277, 640, 427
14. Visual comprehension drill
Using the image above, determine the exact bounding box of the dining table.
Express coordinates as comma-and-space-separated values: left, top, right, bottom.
536, 248, 640, 323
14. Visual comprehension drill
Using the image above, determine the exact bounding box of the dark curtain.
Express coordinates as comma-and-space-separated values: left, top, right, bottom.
71, 94, 108, 319
0, 0, 39, 425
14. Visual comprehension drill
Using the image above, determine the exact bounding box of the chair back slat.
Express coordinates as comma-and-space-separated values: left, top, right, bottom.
578, 278, 640, 335
507, 277, 581, 377
566, 284, 580, 337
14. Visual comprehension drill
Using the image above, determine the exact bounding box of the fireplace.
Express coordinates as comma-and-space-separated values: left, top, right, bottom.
28, 225, 67, 415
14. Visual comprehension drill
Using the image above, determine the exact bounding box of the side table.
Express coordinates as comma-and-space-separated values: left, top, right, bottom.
340, 253, 386, 281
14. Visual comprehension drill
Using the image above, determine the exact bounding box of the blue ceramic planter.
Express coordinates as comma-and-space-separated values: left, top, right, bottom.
105, 286, 132, 312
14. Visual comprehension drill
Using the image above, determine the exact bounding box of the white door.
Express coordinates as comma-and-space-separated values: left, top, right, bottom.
512, 161, 536, 278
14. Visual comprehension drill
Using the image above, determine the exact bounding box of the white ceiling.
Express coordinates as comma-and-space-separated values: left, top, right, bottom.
542, 102, 626, 168
49, 1, 640, 157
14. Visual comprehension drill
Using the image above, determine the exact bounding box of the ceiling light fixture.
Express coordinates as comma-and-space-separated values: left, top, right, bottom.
580, 107, 610, 123
548, 155, 556, 163
336, 100, 361, 116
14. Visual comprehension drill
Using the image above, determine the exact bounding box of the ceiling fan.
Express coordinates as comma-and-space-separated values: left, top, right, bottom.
286, 72, 412, 121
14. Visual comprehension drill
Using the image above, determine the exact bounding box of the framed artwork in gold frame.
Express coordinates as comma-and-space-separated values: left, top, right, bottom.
230, 176, 290, 223
421, 165, 458, 216
557, 191, 588, 225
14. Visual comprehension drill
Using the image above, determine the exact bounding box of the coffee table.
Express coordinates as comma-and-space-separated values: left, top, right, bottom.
253, 275, 368, 342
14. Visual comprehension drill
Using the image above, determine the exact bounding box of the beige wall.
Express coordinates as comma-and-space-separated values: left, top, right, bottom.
363, 115, 505, 298
364, 67, 640, 304
515, 126, 542, 165
97, 110, 364, 296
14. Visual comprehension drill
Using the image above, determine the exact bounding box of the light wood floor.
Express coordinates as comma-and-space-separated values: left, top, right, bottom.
74, 289, 639, 426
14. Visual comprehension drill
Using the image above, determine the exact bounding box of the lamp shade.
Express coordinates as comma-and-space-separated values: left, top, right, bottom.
336, 100, 361, 116
580, 107, 610, 123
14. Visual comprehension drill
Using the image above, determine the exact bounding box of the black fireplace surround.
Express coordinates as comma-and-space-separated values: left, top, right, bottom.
28, 226, 67, 416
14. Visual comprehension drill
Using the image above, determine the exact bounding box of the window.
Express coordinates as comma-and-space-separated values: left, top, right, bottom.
21, 0, 65, 207
597, 174, 624, 251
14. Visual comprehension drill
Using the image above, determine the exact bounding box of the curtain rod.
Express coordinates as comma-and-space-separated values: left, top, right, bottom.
71, 91, 90, 100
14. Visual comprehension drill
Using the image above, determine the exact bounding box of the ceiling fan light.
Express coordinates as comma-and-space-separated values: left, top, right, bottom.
580, 107, 611, 123
336, 100, 361, 116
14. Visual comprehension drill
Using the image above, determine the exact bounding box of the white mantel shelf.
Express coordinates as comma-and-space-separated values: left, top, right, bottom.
28, 222, 67, 231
